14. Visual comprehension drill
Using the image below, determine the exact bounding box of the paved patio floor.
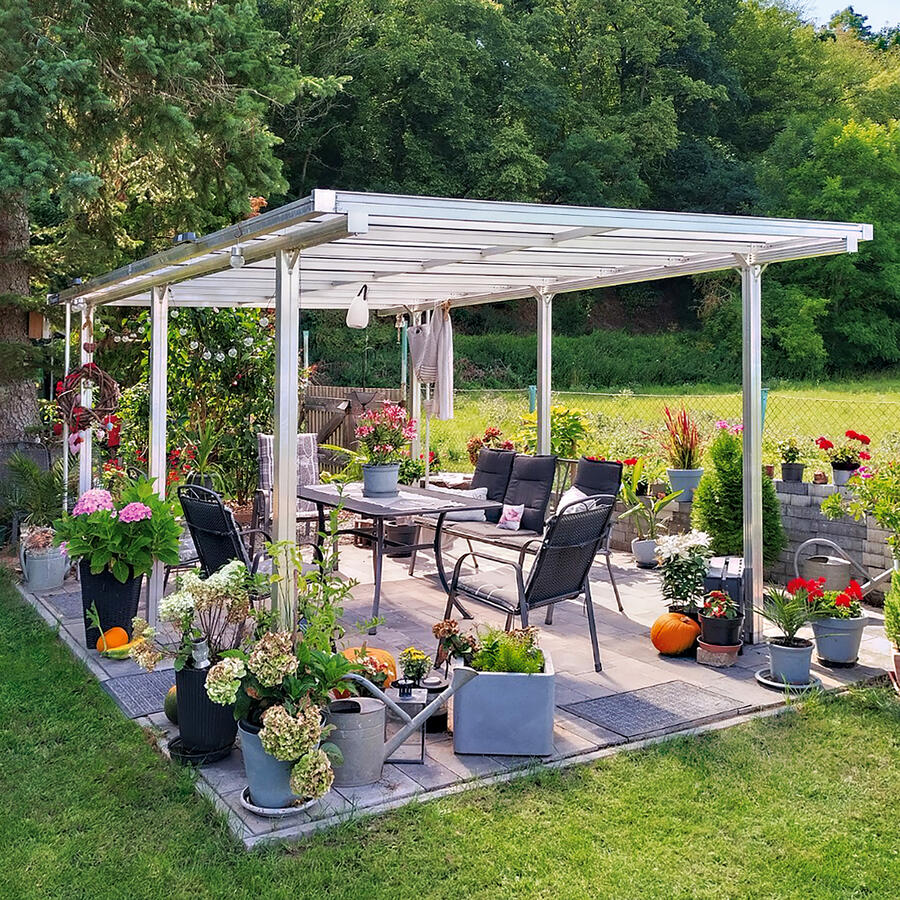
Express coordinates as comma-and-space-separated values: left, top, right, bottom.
18, 536, 893, 848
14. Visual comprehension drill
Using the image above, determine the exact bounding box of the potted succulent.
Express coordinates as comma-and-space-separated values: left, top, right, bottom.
699, 589, 744, 647
354, 402, 417, 498
755, 580, 830, 686
130, 560, 263, 755
884, 573, 900, 695
435, 621, 554, 757
53, 479, 181, 647
778, 437, 805, 482
806, 578, 869, 667
659, 406, 705, 502
1, 452, 67, 592
815, 430, 871, 486
619, 457, 683, 567
655, 530, 712, 618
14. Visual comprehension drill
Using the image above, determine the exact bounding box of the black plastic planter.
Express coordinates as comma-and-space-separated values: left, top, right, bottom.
80, 562, 143, 648
700, 614, 744, 647
781, 463, 805, 482
175, 665, 237, 753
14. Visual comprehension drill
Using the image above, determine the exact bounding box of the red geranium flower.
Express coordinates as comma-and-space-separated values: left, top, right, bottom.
623, 457, 638, 466
786, 577, 806, 595
845, 430, 859, 440
859, 450, 871, 461
815, 437, 834, 451
846, 580, 862, 601
857, 433, 871, 445
834, 592, 852, 608
52, 422, 63, 436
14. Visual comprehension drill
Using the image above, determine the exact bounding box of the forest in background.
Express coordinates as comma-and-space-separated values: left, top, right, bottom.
2, 0, 900, 438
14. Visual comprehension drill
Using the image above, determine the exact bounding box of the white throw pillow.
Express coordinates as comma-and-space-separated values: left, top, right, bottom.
557, 485, 591, 515
429, 485, 489, 522
496, 503, 525, 531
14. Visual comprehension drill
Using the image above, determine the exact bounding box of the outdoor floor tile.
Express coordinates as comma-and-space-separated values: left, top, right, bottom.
334, 765, 424, 809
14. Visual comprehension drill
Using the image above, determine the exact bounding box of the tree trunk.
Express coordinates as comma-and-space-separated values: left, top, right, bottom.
0, 192, 39, 442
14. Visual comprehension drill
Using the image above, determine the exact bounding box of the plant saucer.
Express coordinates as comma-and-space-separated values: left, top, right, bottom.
754, 668, 823, 693
238, 787, 317, 819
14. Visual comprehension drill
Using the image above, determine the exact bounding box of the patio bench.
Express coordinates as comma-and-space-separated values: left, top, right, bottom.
409, 451, 624, 611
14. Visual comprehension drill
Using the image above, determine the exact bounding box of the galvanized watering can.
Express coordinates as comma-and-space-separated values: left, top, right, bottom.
326, 666, 477, 786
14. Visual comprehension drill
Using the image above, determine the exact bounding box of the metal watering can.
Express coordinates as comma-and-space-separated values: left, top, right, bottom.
325, 666, 477, 786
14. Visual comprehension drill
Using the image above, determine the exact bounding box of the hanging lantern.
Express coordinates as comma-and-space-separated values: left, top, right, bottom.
346, 284, 369, 329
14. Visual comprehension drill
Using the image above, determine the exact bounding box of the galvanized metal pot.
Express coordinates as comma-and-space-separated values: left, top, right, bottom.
238, 720, 294, 809
20, 544, 68, 593
768, 640, 814, 686
811, 616, 868, 666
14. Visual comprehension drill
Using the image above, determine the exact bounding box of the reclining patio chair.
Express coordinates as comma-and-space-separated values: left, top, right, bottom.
179, 484, 273, 576
440, 494, 617, 673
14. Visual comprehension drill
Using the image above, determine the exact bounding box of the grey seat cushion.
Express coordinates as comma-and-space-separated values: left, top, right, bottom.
455, 565, 524, 610
441, 520, 543, 549
503, 454, 557, 533
471, 449, 516, 523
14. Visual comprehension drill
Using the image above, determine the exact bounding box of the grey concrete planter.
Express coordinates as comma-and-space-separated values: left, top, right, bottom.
631, 538, 658, 569
768, 639, 814, 686
780, 462, 805, 482
666, 467, 703, 502
451, 653, 555, 756
811, 616, 868, 666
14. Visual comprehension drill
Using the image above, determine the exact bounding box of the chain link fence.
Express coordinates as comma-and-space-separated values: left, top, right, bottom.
429, 387, 900, 472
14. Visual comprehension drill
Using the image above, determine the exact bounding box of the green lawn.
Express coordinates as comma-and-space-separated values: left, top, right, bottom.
2, 566, 899, 899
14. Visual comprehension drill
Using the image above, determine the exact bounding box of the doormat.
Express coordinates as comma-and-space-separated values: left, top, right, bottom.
42, 590, 84, 621
562, 680, 740, 739
102, 670, 176, 718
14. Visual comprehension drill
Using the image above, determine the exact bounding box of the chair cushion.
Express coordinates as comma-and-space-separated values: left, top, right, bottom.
503, 454, 557, 533
257, 433, 319, 513
573, 457, 623, 496
427, 486, 489, 522
455, 565, 522, 611
439, 520, 543, 550
557, 485, 591, 515
470, 449, 516, 522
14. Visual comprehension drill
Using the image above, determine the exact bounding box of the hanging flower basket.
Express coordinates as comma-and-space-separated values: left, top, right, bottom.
54, 363, 121, 432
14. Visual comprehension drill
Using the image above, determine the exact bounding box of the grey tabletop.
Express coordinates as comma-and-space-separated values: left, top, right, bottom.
299, 482, 500, 519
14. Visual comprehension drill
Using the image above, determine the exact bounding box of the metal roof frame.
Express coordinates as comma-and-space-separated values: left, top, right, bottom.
52, 190, 871, 313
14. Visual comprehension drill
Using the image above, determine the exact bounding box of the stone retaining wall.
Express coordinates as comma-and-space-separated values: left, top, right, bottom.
609, 482, 893, 590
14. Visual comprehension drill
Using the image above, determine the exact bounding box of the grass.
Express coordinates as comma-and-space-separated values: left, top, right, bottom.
431, 376, 900, 471
2, 569, 900, 899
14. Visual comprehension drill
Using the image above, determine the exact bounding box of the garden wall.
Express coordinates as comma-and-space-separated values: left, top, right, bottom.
608, 483, 893, 591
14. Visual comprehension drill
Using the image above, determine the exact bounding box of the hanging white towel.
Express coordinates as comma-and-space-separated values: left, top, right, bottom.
408, 316, 438, 383
407, 304, 454, 421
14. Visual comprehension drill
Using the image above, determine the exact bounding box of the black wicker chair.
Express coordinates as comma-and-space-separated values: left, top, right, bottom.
178, 484, 271, 576
441, 494, 617, 672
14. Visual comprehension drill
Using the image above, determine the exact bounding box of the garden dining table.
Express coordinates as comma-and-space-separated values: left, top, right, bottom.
299, 482, 501, 633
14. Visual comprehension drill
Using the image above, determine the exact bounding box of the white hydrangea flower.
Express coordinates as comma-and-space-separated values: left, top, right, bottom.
158, 589, 195, 623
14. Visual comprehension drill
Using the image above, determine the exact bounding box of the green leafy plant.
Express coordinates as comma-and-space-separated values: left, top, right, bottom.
619, 457, 682, 540
466, 425, 515, 466
1, 453, 65, 528
518, 406, 588, 457
398, 646, 432, 684
691, 426, 787, 566
777, 438, 803, 464
185, 421, 226, 490
701, 590, 739, 619
884, 571, 900, 649
655, 531, 712, 612
755, 586, 829, 647
53, 479, 180, 582
469, 626, 544, 674
660, 406, 704, 470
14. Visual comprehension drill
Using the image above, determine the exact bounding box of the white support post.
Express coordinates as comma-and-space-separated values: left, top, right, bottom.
535, 290, 553, 456
741, 263, 765, 643
147, 285, 169, 627
78, 307, 94, 494
272, 250, 301, 623
62, 303, 71, 513
410, 311, 422, 460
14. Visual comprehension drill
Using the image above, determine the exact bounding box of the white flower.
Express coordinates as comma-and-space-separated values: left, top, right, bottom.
205, 657, 246, 705
158, 589, 194, 623
656, 530, 711, 561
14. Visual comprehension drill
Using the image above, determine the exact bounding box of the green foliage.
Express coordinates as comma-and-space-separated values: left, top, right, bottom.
692, 427, 786, 567
517, 406, 589, 457
469, 627, 544, 674
884, 571, 900, 648
756, 587, 829, 645
0, 452, 65, 528
619, 458, 683, 541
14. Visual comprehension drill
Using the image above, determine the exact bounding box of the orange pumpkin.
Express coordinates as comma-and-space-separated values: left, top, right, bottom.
650, 613, 700, 655
341, 646, 398, 688
96, 626, 129, 653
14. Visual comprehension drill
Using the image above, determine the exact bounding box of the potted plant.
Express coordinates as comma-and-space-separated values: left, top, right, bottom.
884, 572, 900, 695
815, 430, 871, 486
130, 560, 263, 754
204, 542, 356, 811
699, 589, 744, 646
436, 621, 554, 757
465, 426, 514, 466
806, 578, 869, 667
53, 479, 181, 647
619, 458, 683, 567
656, 530, 712, 617
755, 580, 830, 686
184, 421, 225, 492
396, 645, 432, 697
354, 402, 417, 498
659, 406, 705, 502
1, 452, 67, 591
778, 437, 805, 482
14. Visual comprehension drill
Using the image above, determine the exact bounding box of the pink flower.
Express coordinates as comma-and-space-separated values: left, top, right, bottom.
118, 502, 153, 523
731, 424, 744, 434
72, 488, 115, 516
715, 420, 729, 430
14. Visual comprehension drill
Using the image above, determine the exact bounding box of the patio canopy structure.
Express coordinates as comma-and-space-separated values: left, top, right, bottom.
52, 190, 872, 639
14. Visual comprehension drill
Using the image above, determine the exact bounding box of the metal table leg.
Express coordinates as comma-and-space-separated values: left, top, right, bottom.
313, 502, 327, 568
433, 512, 473, 619
368, 517, 385, 635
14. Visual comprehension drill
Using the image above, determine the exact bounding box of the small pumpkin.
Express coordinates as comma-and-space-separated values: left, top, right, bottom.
650, 613, 700, 655
96, 626, 129, 653
164, 686, 178, 725
341, 646, 398, 688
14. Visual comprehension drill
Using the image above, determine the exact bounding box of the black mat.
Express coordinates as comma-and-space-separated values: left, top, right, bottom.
102, 670, 175, 718
42, 590, 84, 621
562, 680, 740, 738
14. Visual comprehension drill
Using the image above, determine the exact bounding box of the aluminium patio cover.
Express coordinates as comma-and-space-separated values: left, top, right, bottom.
52, 190, 873, 640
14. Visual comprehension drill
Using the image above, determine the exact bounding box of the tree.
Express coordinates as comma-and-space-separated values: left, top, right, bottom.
0, 0, 335, 442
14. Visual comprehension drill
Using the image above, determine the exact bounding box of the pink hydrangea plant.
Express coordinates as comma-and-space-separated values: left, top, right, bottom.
72, 488, 115, 516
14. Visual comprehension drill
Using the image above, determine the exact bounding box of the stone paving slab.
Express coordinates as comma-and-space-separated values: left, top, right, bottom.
102, 669, 176, 717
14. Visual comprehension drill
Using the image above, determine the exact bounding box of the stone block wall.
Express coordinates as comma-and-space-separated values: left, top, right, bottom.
609, 482, 893, 591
